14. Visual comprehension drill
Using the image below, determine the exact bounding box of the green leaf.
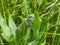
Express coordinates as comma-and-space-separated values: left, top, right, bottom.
1, 32, 14, 42
0, 13, 12, 36
32, 11, 40, 32
9, 16, 17, 36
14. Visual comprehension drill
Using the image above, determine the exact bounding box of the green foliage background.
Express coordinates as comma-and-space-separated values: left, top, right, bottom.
0, 0, 60, 45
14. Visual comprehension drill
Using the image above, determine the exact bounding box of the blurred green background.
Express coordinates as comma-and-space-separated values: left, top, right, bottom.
0, 0, 60, 45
